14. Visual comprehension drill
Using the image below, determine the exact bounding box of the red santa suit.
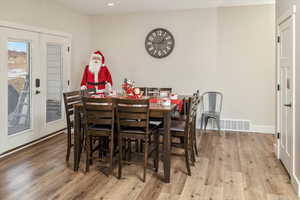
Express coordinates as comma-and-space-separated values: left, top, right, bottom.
80, 51, 112, 91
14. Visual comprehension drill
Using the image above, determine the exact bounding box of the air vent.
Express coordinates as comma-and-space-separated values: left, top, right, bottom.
211, 119, 251, 131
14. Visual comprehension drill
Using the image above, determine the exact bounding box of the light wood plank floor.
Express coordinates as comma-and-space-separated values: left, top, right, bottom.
0, 131, 298, 200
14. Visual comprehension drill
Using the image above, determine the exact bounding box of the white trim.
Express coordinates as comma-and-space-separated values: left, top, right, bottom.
276, 4, 298, 196
0, 21, 72, 39
0, 130, 64, 159
196, 123, 275, 134
291, 175, 300, 197
278, 6, 297, 25
251, 125, 275, 134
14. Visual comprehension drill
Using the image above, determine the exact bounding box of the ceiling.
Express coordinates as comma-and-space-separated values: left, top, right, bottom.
55, 0, 275, 15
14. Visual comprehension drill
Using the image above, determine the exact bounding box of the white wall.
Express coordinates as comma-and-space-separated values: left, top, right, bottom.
90, 5, 275, 132
0, 0, 91, 90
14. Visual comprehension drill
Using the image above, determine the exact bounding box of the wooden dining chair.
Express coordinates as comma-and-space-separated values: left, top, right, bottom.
157, 97, 196, 176
116, 98, 154, 182
159, 88, 172, 93
191, 91, 201, 157
63, 90, 82, 162
139, 87, 147, 96
81, 97, 115, 174
147, 87, 160, 97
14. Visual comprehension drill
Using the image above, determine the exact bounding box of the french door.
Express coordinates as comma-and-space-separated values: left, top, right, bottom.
278, 14, 295, 175
0, 27, 70, 154
40, 34, 70, 135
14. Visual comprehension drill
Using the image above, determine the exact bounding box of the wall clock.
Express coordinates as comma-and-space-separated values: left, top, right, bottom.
145, 28, 175, 58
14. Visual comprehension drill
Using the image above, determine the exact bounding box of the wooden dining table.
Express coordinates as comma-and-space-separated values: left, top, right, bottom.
73, 98, 179, 183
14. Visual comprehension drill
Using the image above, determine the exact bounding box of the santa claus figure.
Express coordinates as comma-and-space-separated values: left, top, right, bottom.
81, 51, 113, 94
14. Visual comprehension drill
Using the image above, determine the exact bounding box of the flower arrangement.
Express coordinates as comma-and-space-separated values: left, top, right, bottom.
122, 78, 142, 99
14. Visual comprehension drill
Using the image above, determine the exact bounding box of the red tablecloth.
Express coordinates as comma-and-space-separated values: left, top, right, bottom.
150, 98, 183, 112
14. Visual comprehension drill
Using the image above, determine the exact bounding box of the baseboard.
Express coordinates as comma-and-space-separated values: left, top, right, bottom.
196, 124, 275, 134
291, 174, 300, 197
250, 125, 275, 134
0, 129, 65, 159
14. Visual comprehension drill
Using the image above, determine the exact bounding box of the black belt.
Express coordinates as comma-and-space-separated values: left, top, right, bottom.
87, 81, 106, 86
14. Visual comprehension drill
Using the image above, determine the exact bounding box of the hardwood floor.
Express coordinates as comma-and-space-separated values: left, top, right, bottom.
0, 131, 298, 200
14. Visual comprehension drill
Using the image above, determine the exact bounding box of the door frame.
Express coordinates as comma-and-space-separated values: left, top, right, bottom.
0, 21, 72, 154
276, 5, 297, 194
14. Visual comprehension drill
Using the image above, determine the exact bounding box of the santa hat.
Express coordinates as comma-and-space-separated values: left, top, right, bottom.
91, 51, 105, 66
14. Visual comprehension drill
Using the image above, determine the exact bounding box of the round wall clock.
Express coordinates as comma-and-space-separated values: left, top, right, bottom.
145, 28, 175, 58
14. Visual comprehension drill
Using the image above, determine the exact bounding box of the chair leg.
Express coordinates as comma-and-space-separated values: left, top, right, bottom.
118, 135, 123, 179
140, 140, 144, 153
66, 130, 71, 161
193, 119, 199, 157
128, 139, 132, 162
216, 117, 221, 135
184, 136, 191, 176
135, 139, 139, 152
154, 131, 159, 172
200, 115, 204, 130
89, 137, 93, 165
109, 136, 114, 174
204, 117, 209, 132
143, 136, 149, 182
190, 133, 196, 165
86, 135, 90, 172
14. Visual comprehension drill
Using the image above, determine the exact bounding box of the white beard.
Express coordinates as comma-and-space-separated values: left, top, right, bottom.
89, 61, 101, 84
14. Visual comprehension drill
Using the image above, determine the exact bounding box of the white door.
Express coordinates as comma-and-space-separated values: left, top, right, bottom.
0, 28, 40, 153
0, 28, 71, 154
278, 16, 294, 175
40, 34, 70, 135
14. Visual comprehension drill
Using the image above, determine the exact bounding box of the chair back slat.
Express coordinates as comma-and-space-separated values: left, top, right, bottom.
119, 112, 148, 120
82, 97, 114, 129
116, 98, 150, 132
63, 90, 82, 129
184, 96, 197, 133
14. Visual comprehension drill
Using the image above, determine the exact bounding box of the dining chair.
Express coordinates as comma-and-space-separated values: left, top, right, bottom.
159, 88, 172, 93
157, 96, 196, 176
116, 98, 154, 182
191, 92, 201, 158
147, 87, 160, 97
200, 91, 223, 134
139, 87, 147, 96
81, 97, 115, 173
159, 88, 172, 97
63, 90, 82, 161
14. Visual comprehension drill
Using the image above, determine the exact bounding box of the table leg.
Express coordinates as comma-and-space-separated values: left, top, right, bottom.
163, 111, 171, 183
74, 107, 80, 171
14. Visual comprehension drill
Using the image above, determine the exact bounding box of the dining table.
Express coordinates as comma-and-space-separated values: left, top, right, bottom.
72, 96, 185, 183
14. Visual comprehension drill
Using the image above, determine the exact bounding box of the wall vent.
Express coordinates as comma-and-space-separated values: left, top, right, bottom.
210, 119, 251, 132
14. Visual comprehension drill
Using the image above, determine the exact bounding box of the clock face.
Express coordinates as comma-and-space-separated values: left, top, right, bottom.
145, 28, 175, 58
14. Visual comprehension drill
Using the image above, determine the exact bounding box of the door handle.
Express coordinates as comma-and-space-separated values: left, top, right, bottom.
284, 103, 292, 108
35, 90, 41, 95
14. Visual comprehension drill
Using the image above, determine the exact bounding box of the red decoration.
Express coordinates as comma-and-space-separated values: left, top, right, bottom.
80, 51, 113, 90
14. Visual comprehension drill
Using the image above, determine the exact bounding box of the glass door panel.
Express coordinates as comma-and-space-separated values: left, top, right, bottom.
41, 34, 70, 135
46, 44, 62, 123
0, 27, 40, 153
7, 41, 31, 135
